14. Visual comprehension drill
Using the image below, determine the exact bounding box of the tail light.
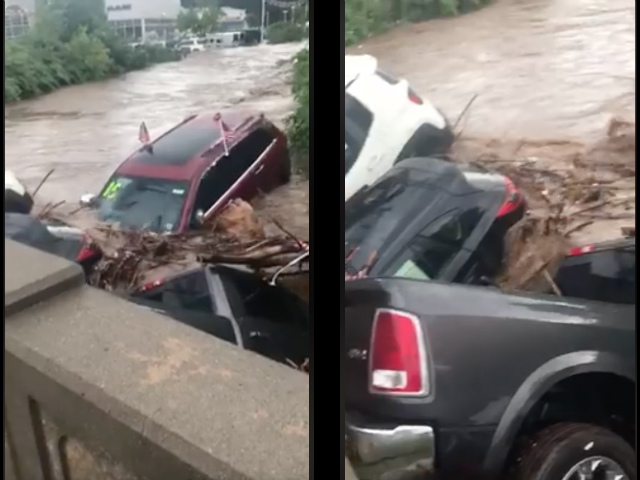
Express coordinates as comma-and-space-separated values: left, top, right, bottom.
568, 245, 595, 256
369, 309, 429, 396
496, 177, 522, 218
76, 238, 100, 263
408, 87, 424, 105
139, 279, 164, 292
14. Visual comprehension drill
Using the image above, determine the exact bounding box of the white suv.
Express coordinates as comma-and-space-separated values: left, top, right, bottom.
345, 55, 454, 201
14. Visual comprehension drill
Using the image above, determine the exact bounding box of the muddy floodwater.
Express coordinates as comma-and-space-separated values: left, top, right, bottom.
7, 0, 636, 243
352, 0, 635, 140
351, 0, 635, 244
5, 42, 309, 238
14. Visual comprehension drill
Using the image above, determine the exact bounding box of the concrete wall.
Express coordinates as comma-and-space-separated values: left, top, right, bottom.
4, 240, 310, 480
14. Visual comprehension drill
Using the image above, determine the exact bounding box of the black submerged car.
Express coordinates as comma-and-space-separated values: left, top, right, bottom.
553, 237, 635, 304
345, 157, 526, 283
130, 264, 309, 367
5, 213, 102, 276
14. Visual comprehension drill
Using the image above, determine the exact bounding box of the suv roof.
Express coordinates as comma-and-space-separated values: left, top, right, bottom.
116, 110, 263, 181
345, 54, 378, 88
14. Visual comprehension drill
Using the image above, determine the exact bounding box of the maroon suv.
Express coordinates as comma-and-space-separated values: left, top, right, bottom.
81, 111, 291, 233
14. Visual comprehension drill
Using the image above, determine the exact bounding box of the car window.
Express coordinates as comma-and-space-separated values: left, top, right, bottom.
345, 93, 373, 176
139, 270, 214, 313
345, 168, 452, 275
193, 128, 274, 216
96, 176, 189, 233
384, 207, 486, 280
221, 269, 308, 327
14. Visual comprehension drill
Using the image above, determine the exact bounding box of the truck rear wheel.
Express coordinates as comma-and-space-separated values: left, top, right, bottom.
513, 423, 635, 480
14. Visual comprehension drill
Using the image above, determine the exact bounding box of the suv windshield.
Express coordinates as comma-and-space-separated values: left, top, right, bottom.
96, 176, 189, 233
345, 93, 373, 176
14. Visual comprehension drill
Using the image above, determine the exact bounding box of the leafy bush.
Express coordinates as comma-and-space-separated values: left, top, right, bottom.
5, 13, 179, 103
267, 22, 306, 44
287, 48, 310, 174
345, 0, 492, 46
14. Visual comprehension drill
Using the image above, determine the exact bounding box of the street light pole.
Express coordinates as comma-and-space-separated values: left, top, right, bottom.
260, 0, 266, 43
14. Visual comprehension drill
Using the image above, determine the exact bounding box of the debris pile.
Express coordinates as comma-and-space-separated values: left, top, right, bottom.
41, 199, 310, 296
453, 117, 636, 294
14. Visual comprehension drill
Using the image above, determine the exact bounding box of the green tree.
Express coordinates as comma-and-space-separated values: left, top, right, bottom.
46, 0, 107, 41
177, 0, 220, 36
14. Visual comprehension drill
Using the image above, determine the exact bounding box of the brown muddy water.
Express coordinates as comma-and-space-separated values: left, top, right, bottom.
5, 42, 310, 238
6, 0, 636, 243
351, 0, 635, 244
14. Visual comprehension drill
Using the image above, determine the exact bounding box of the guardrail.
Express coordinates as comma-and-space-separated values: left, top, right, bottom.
4, 239, 310, 480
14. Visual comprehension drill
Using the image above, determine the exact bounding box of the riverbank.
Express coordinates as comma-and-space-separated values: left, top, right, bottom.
345, 0, 492, 46
5, 30, 179, 103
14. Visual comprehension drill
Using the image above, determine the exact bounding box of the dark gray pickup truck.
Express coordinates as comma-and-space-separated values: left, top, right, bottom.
344, 278, 635, 480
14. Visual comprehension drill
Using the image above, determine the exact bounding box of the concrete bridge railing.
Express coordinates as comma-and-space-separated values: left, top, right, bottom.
5, 239, 313, 480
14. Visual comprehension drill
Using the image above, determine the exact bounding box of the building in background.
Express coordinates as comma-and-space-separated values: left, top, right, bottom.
218, 7, 248, 33
5, 0, 36, 40
105, 0, 182, 43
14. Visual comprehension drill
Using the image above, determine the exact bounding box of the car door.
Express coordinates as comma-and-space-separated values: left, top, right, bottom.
130, 269, 239, 344
204, 129, 277, 220
345, 92, 376, 200
346, 76, 398, 179
244, 126, 283, 191
217, 267, 309, 366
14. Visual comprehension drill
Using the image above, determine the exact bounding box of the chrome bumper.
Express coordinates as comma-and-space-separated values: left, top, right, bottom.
345, 417, 435, 480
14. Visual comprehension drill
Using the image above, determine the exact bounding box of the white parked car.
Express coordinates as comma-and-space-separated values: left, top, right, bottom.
178, 38, 206, 53
345, 55, 454, 201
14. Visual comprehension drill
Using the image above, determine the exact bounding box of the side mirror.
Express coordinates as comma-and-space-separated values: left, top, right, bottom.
194, 209, 205, 225
79, 193, 97, 208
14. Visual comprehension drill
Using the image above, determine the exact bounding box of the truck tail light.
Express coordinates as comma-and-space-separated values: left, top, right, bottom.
369, 309, 429, 396
408, 87, 424, 105
568, 244, 596, 256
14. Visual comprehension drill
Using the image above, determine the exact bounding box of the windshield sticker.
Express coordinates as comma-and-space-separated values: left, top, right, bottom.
102, 180, 123, 200
171, 189, 185, 195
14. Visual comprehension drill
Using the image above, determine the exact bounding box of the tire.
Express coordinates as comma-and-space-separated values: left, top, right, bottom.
512, 423, 636, 480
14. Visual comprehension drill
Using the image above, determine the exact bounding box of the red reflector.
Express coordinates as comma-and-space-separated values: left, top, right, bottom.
140, 279, 164, 292
408, 89, 423, 105
76, 247, 96, 262
76, 237, 100, 263
369, 309, 428, 396
496, 176, 522, 218
568, 245, 595, 256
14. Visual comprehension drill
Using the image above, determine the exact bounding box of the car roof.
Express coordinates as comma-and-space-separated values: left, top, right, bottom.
115, 110, 263, 181
385, 157, 482, 196
345, 54, 378, 88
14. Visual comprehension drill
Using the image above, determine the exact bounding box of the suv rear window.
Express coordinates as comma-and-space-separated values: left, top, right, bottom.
384, 207, 486, 280
345, 93, 373, 176
345, 168, 445, 275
